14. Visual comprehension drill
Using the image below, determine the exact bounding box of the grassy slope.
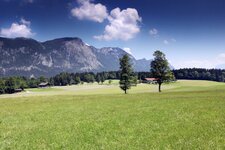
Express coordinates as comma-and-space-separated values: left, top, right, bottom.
1, 80, 224, 98
0, 80, 225, 149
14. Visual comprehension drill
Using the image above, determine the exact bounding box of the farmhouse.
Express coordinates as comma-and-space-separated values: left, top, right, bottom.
143, 78, 159, 84
38, 82, 50, 88
15, 88, 23, 93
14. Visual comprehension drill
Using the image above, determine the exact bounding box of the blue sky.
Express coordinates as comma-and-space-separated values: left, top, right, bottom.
1, 0, 225, 69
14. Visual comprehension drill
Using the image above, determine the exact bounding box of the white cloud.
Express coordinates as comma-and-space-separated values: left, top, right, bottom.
94, 7, 142, 41
174, 53, 225, 69
217, 53, 225, 64
149, 28, 158, 36
163, 40, 169, 44
0, 19, 34, 38
171, 38, 176, 42
71, 0, 108, 23
175, 60, 215, 69
71, 1, 141, 41
163, 38, 176, 45
20, 18, 31, 26
123, 47, 132, 55
218, 53, 225, 59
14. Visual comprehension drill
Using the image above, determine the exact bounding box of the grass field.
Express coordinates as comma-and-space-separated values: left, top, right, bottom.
0, 80, 225, 149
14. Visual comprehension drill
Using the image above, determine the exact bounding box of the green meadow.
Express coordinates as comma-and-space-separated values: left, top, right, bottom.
0, 80, 225, 149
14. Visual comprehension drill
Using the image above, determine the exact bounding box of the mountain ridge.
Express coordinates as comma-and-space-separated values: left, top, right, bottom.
0, 36, 157, 77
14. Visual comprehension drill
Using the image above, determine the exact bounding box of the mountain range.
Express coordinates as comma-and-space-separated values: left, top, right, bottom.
0, 37, 157, 77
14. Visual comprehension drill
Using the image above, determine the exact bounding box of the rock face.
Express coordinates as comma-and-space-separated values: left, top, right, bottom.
0, 37, 154, 77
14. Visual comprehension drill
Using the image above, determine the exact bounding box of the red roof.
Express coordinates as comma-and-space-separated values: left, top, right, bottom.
144, 78, 159, 81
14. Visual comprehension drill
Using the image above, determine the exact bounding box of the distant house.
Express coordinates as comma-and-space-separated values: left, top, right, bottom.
143, 78, 159, 84
14, 88, 23, 93
38, 82, 50, 88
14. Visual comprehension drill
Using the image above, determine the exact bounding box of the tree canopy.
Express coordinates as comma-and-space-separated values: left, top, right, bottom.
119, 54, 134, 94
150, 50, 175, 92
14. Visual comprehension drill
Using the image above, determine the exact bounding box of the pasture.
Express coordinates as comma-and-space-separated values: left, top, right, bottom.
0, 80, 225, 149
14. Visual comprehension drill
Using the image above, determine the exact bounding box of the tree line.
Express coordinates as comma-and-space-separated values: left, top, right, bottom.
49, 72, 121, 86
173, 68, 225, 82
137, 69, 225, 82
0, 76, 41, 94
0, 71, 135, 94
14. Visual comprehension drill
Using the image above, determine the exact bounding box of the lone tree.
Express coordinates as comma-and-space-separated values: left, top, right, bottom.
150, 50, 175, 92
119, 54, 133, 94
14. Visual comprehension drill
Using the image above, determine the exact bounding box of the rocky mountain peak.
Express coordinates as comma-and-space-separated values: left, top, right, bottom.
0, 37, 154, 77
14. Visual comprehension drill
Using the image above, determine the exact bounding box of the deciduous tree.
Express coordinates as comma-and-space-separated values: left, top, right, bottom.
150, 50, 175, 92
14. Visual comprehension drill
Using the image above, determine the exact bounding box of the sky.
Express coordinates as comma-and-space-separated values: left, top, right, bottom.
1, 0, 225, 69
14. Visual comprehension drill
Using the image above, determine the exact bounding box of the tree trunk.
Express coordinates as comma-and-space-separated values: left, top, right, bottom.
158, 83, 161, 92
125, 89, 127, 94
